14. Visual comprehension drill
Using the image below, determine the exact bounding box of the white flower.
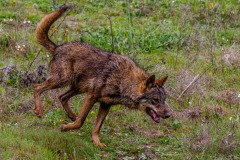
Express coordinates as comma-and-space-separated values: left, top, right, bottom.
9, 18, 13, 21
27, 20, 31, 24
229, 117, 232, 121
15, 45, 20, 49
238, 93, 240, 98
23, 20, 26, 24
15, 44, 22, 51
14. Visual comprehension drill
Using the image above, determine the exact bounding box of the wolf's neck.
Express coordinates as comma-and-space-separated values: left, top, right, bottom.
119, 69, 148, 108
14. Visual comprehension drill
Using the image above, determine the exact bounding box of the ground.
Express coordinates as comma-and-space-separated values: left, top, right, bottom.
0, 0, 240, 159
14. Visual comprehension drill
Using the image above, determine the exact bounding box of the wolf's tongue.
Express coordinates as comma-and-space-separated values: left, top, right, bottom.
150, 110, 160, 123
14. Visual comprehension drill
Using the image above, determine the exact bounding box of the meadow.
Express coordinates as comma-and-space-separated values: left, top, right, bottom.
0, 0, 240, 159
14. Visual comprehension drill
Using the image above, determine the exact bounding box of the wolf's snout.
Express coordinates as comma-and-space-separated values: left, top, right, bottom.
163, 112, 171, 119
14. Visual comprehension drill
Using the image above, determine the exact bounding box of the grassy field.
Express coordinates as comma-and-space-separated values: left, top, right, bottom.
0, 0, 240, 159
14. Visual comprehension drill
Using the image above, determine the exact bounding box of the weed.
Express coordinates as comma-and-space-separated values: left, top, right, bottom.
0, 65, 47, 87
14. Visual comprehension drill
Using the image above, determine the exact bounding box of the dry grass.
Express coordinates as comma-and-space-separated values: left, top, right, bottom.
223, 45, 240, 68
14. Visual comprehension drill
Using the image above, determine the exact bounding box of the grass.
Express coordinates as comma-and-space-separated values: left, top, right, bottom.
0, 0, 240, 159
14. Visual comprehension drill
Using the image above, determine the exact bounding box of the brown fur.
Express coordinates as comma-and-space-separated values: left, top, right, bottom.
34, 4, 170, 147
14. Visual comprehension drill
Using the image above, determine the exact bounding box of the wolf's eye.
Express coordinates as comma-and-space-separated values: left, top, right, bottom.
152, 98, 159, 104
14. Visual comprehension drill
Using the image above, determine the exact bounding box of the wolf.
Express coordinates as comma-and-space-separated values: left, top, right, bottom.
34, 4, 170, 147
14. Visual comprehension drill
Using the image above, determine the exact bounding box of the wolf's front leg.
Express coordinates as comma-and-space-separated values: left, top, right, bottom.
60, 93, 96, 131
92, 103, 111, 147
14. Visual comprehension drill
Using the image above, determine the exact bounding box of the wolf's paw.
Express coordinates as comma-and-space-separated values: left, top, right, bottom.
93, 141, 107, 147
33, 109, 43, 118
60, 125, 67, 132
92, 135, 107, 147
68, 114, 76, 121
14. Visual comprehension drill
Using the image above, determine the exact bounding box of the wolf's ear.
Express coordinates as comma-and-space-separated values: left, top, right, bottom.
156, 76, 168, 87
144, 75, 156, 89
138, 75, 156, 93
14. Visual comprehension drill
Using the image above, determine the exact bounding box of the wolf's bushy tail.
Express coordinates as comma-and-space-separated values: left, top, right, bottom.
36, 5, 70, 54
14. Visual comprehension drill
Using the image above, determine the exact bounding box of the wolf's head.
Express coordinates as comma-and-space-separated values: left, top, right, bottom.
136, 75, 170, 123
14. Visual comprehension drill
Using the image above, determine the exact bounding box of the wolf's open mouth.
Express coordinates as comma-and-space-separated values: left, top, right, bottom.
146, 107, 160, 123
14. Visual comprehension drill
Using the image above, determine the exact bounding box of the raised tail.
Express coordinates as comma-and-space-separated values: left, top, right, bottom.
36, 4, 70, 54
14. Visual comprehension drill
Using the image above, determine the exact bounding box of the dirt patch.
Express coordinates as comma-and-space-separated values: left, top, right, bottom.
184, 126, 212, 152
185, 107, 202, 120
214, 88, 239, 106
126, 125, 165, 139
16, 100, 33, 114
223, 45, 240, 68
167, 69, 212, 104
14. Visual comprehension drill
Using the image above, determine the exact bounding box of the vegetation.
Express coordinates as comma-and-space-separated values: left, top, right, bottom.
0, 0, 240, 159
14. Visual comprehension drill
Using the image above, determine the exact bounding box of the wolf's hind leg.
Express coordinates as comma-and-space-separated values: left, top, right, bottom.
60, 93, 96, 131
34, 75, 68, 117
59, 89, 78, 121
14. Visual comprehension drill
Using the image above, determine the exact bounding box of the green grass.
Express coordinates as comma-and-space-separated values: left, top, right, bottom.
1, 0, 240, 159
